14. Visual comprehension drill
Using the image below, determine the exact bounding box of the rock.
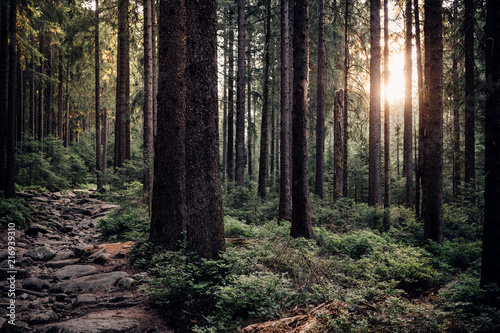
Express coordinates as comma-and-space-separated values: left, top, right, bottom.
73, 293, 97, 307
62, 207, 92, 216
101, 204, 119, 212
22, 277, 49, 292
18, 256, 34, 268
0, 251, 9, 261
46, 259, 80, 268
0, 268, 28, 279
24, 246, 56, 261
25, 223, 50, 236
33, 196, 50, 202
132, 272, 150, 283
27, 310, 58, 324
50, 271, 129, 293
53, 251, 76, 261
35, 311, 139, 333
116, 277, 135, 289
53, 265, 97, 280
93, 253, 112, 265
59, 225, 73, 233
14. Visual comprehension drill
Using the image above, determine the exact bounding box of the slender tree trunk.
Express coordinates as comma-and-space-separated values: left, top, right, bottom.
5, 0, 17, 198
452, 0, 461, 202
95, 0, 103, 191
235, 0, 246, 186
0, 1, 8, 191
279, 0, 291, 221
315, 0, 325, 199
403, 0, 414, 207
150, 0, 186, 250
422, 0, 443, 244
227, 3, 235, 183
222, 34, 228, 186
58, 53, 64, 140
38, 34, 44, 146
464, 0, 475, 195
270, 79, 276, 183
29, 54, 35, 136
152, 0, 158, 138
481, 0, 500, 288
369, 0, 382, 207
247, 33, 253, 181
64, 63, 70, 147
334, 89, 344, 199
384, 0, 390, 210
291, 0, 314, 239
185, 0, 225, 259
143, 0, 154, 204
414, 0, 424, 217
258, 0, 271, 200
45, 37, 52, 137
342, 0, 349, 197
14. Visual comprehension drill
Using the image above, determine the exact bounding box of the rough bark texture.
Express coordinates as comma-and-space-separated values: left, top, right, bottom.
315, 0, 325, 199
481, 0, 500, 288
227, 3, 235, 183
452, 0, 460, 202
150, 0, 187, 250
235, 0, 245, 186
369, 0, 382, 207
65, 64, 70, 147
383, 0, 390, 209
258, 0, 271, 200
0, 1, 8, 191
403, 0, 414, 208
95, 0, 103, 191
247, 38, 253, 181
279, 0, 291, 221
422, 0, 443, 244
38, 34, 44, 145
45, 37, 52, 137
5, 0, 16, 198
464, 0, 475, 189
334, 90, 344, 200
342, 0, 349, 197
222, 34, 228, 186
143, 0, 154, 203
185, 0, 225, 259
414, 0, 424, 217
291, 0, 314, 239
58, 53, 64, 140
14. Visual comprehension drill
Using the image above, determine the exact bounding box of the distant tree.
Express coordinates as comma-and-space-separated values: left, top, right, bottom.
333, 89, 344, 200
342, 0, 349, 197
481, 0, 500, 288
279, 0, 291, 221
464, 0, 475, 192
315, 0, 325, 199
403, 0, 414, 207
185, 0, 225, 259
150, 0, 186, 250
422, 0, 443, 244
291, 0, 314, 239
227, 2, 235, 183
369, 0, 382, 207
383, 0, 390, 209
235, 0, 245, 187
247, 32, 253, 181
143, 0, 154, 203
0, 1, 8, 192
414, 0, 424, 217
95, 0, 103, 191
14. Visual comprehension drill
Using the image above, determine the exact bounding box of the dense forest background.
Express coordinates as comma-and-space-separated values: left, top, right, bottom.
1, 0, 500, 331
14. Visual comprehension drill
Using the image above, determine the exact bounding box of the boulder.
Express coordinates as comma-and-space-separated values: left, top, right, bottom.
50, 271, 129, 293
53, 265, 97, 280
24, 246, 56, 261
73, 293, 97, 307
22, 277, 49, 292
35, 311, 139, 333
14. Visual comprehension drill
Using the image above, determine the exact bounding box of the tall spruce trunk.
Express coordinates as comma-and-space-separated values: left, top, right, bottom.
403, 0, 414, 207
150, 0, 186, 250
58, 53, 64, 140
279, 0, 291, 221
481, 0, 500, 288
452, 0, 461, 202
334, 89, 344, 200
0, 1, 8, 191
291, 0, 314, 239
222, 34, 228, 186
235, 0, 245, 186
95, 0, 103, 191
315, 0, 325, 199
383, 0, 390, 210
464, 0, 475, 193
5, 0, 16, 198
227, 3, 235, 183
258, 0, 271, 200
342, 0, 349, 197
185, 0, 225, 259
247, 36, 253, 181
143, 0, 154, 204
414, 0, 424, 217
422, 0, 443, 244
369, 0, 382, 206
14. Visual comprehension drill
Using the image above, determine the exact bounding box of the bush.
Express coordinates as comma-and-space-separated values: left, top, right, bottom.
0, 198, 34, 230
98, 200, 150, 241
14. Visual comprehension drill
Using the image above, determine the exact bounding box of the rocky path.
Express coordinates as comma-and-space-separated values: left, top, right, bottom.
1, 190, 172, 333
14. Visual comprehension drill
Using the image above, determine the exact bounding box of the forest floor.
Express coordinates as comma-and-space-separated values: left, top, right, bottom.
0, 190, 173, 333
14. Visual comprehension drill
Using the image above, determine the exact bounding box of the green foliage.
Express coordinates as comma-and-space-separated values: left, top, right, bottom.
0, 198, 34, 230
426, 238, 482, 273
224, 216, 255, 238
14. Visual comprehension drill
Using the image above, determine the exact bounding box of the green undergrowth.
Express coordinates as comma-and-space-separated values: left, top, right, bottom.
0, 197, 34, 230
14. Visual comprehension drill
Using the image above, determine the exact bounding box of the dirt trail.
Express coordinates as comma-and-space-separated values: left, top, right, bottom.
0, 190, 172, 333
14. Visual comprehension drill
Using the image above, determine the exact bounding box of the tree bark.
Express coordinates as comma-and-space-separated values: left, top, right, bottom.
383, 0, 390, 209
342, 0, 349, 197
452, 0, 461, 202
315, 0, 325, 199
464, 0, 475, 193
227, 2, 235, 183
414, 0, 424, 217
247, 32, 253, 181
0, 1, 8, 191
95, 0, 103, 191
334, 89, 344, 200
143, 0, 154, 204
185, 0, 225, 259
279, 0, 291, 221
222, 33, 228, 186
258, 0, 271, 200
150, 0, 187, 250
5, 0, 16, 198
58, 53, 64, 140
403, 0, 414, 207
481, 0, 500, 288
45, 37, 52, 137
422, 0, 443, 244
235, 0, 245, 186
369, 0, 382, 207
291, 0, 314, 239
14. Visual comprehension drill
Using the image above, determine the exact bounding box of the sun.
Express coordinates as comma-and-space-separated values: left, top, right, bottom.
384, 52, 406, 103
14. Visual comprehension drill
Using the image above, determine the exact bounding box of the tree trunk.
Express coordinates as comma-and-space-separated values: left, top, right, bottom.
152, 0, 158, 138
258, 0, 271, 200
452, 0, 461, 203
235, 0, 245, 186
464, 0, 475, 194
227, 3, 235, 183
65, 63, 70, 147
481, 0, 500, 288
185, 0, 225, 259
247, 33, 253, 181
334, 89, 344, 200
5, 0, 16, 198
143, 0, 154, 204
422, 0, 443, 244
384, 0, 390, 209
315, 0, 325, 199
414, 0, 424, 217
29, 54, 35, 136
95, 0, 103, 191
58, 53, 64, 140
403, 0, 414, 207
150, 0, 186, 250
0, 1, 8, 191
291, 0, 314, 239
222, 33, 228, 186
342, 0, 349, 197
38, 34, 44, 146
369, 0, 382, 207
279, 0, 291, 221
